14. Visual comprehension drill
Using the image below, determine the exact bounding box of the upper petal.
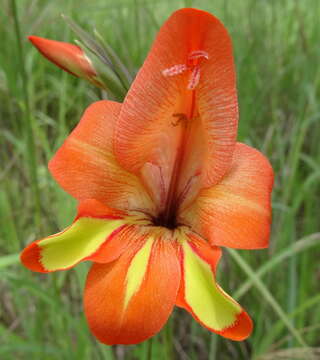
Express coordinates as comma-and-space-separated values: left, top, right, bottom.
114, 8, 238, 208
180, 143, 274, 249
49, 100, 153, 213
84, 233, 180, 345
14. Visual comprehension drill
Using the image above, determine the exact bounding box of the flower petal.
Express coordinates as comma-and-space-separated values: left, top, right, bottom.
177, 234, 252, 341
84, 234, 180, 345
180, 143, 274, 249
114, 8, 238, 196
49, 100, 153, 212
20, 200, 130, 272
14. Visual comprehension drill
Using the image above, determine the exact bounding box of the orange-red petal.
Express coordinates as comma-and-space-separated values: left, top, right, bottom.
84, 234, 180, 345
180, 143, 274, 249
49, 100, 153, 213
114, 8, 238, 195
177, 233, 252, 340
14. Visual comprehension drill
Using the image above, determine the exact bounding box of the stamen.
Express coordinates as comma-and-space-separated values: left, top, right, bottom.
141, 162, 166, 210
171, 113, 188, 127
177, 174, 200, 206
162, 50, 208, 90
188, 50, 209, 61
187, 66, 201, 90
162, 64, 187, 77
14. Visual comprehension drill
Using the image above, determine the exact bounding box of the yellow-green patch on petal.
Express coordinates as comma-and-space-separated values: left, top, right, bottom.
39, 217, 124, 271
182, 241, 241, 331
123, 237, 154, 310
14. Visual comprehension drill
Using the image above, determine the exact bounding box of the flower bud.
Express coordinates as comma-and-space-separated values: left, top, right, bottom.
28, 36, 103, 88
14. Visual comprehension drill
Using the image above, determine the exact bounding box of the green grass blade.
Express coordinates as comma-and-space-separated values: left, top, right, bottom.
227, 249, 308, 348
234, 233, 320, 300
10, 0, 42, 233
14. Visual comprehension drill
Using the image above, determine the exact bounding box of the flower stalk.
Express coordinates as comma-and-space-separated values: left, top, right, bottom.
11, 0, 42, 232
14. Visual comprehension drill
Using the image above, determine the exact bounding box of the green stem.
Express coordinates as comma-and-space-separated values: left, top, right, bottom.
0, 253, 20, 269
11, 0, 42, 232
209, 334, 218, 360
163, 318, 174, 359
146, 337, 153, 360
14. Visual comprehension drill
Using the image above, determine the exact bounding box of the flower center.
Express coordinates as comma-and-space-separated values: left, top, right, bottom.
152, 210, 178, 229
128, 210, 186, 235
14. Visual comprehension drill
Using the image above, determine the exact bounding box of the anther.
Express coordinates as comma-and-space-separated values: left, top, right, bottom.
171, 113, 188, 126
188, 50, 209, 61
187, 66, 201, 90
162, 50, 209, 90
162, 64, 187, 77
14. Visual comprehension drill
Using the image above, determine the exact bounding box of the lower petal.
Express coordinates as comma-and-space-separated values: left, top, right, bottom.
20, 200, 130, 272
84, 235, 180, 345
177, 234, 252, 341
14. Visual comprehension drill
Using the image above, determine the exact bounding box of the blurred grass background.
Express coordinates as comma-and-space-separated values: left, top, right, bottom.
0, 0, 320, 359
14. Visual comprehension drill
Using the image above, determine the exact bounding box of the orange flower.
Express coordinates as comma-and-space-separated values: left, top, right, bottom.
21, 8, 274, 345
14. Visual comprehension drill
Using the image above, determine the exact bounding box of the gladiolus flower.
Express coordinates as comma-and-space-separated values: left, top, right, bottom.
28, 36, 103, 88
21, 8, 274, 345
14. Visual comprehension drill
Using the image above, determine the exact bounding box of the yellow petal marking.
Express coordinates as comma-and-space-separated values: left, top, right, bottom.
183, 241, 241, 331
39, 217, 124, 271
202, 186, 269, 215
123, 237, 154, 310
